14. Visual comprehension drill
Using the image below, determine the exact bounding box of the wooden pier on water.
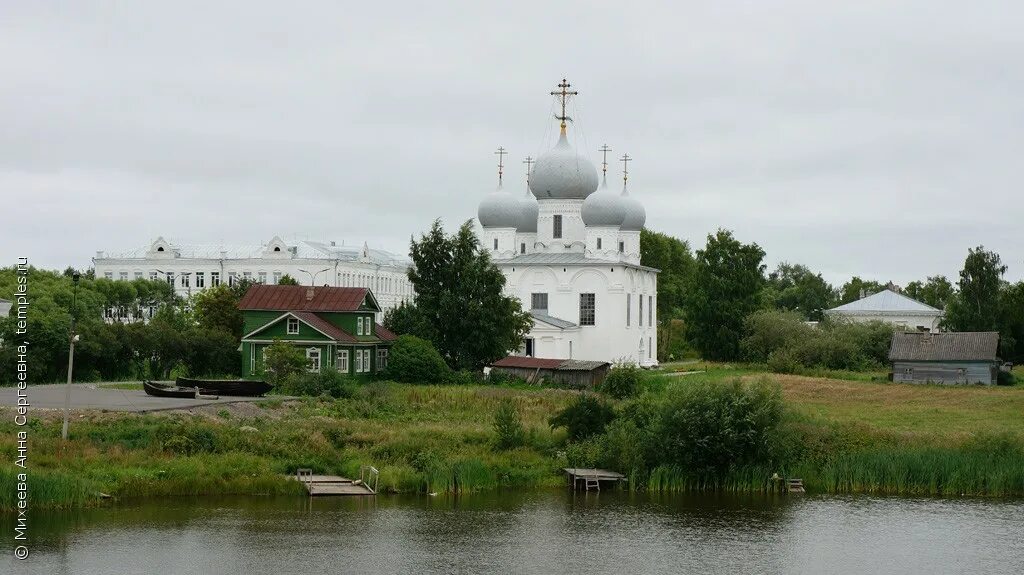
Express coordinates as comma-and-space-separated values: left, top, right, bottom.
294, 466, 379, 497
564, 468, 627, 491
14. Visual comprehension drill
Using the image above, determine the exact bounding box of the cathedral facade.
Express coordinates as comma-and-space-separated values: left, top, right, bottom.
478, 81, 658, 366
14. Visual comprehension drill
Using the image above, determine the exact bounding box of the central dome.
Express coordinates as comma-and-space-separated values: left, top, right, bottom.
529, 134, 599, 200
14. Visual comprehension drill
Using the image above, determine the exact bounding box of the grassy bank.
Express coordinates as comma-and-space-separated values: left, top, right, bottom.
2, 370, 1023, 511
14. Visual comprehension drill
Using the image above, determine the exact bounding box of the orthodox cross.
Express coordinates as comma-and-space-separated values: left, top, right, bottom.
523, 156, 534, 185
495, 146, 507, 185
620, 153, 632, 183
550, 78, 578, 132
599, 144, 612, 176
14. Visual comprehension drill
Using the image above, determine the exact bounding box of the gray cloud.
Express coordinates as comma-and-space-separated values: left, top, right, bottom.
2, 0, 1021, 286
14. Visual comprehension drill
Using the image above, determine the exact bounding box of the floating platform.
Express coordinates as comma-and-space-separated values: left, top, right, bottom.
294, 468, 378, 497
564, 468, 627, 491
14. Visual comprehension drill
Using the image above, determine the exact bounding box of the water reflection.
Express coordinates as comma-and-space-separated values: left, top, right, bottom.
5, 491, 1023, 574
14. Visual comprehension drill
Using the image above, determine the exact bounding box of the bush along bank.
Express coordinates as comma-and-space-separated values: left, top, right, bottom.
557, 375, 1024, 497
4, 370, 1024, 512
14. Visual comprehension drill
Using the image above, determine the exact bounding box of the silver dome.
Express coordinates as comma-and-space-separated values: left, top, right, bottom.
529, 133, 599, 200
517, 189, 539, 232
478, 185, 522, 228
581, 177, 625, 227
619, 183, 646, 231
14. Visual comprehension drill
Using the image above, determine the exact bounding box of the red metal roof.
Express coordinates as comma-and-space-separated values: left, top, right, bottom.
238, 285, 373, 312
374, 323, 397, 342
291, 311, 358, 343
491, 356, 565, 369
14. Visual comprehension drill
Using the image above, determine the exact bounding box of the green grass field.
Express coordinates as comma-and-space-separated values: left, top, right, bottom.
2, 366, 1022, 510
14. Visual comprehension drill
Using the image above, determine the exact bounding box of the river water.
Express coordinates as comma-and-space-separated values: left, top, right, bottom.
5, 490, 1024, 574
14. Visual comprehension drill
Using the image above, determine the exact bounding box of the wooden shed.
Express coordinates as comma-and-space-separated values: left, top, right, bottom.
489, 356, 610, 388
889, 331, 1000, 385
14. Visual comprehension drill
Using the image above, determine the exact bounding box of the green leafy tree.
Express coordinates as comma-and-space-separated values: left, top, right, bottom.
838, 277, 885, 304
945, 246, 1006, 332
262, 339, 308, 385
192, 284, 244, 338
404, 220, 533, 371
997, 282, 1024, 362
277, 274, 299, 286
383, 300, 432, 337
640, 229, 694, 324
765, 262, 835, 321
683, 229, 766, 361
229, 277, 259, 300
904, 276, 955, 309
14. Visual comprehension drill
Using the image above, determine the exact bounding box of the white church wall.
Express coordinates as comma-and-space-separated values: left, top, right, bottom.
502, 262, 658, 365
536, 200, 586, 249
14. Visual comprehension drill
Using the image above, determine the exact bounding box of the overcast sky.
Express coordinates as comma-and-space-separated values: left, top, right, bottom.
2, 1, 1021, 286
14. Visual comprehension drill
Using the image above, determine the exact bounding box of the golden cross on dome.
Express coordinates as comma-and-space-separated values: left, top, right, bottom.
599, 144, 612, 176
495, 146, 507, 185
550, 78, 578, 133
620, 153, 632, 183
523, 156, 534, 185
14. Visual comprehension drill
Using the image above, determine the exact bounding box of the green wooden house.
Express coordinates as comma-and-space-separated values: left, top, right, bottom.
239, 284, 397, 378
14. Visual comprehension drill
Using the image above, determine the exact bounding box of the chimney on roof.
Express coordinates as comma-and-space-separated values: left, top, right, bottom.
306, 287, 315, 301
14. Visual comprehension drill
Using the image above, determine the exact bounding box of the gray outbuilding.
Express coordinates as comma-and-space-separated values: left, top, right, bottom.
889, 331, 1000, 385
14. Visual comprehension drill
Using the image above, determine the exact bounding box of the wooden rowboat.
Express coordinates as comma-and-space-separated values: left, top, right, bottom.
175, 377, 272, 397
143, 380, 203, 399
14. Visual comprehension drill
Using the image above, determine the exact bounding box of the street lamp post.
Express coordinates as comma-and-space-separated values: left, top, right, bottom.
298, 267, 331, 286
62, 273, 80, 441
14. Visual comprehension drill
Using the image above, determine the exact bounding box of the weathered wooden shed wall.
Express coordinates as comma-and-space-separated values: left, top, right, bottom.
892, 361, 996, 385
490, 365, 609, 388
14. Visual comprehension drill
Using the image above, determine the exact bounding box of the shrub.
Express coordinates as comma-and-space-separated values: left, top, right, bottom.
263, 340, 308, 385
385, 335, 450, 384
767, 348, 801, 374
492, 399, 526, 449
601, 364, 644, 399
997, 370, 1016, 386
549, 393, 616, 441
278, 369, 357, 398
655, 378, 783, 476
741, 310, 813, 363
446, 369, 482, 386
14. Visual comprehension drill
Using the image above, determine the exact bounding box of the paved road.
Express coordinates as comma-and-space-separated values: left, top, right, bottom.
1, 383, 285, 413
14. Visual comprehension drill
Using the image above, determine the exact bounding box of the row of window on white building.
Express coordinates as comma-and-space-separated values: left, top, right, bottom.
530, 292, 654, 327
103, 270, 413, 295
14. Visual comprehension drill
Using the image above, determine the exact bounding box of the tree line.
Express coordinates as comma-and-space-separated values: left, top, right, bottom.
641, 229, 1024, 364
0, 268, 301, 384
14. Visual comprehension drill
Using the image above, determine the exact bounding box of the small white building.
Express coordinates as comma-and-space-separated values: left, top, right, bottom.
93, 237, 414, 313
477, 80, 658, 366
825, 289, 943, 332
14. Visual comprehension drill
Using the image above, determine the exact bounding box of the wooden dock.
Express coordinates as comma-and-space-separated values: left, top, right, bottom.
564, 468, 627, 491
294, 467, 378, 497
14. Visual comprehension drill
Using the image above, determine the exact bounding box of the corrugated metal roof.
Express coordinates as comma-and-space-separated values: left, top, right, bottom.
495, 252, 659, 272
889, 331, 1000, 362
490, 356, 609, 371
292, 311, 358, 343
829, 289, 941, 314
239, 285, 374, 312
531, 311, 578, 330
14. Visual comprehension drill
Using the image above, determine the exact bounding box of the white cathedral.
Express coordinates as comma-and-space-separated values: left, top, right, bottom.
478, 80, 658, 366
